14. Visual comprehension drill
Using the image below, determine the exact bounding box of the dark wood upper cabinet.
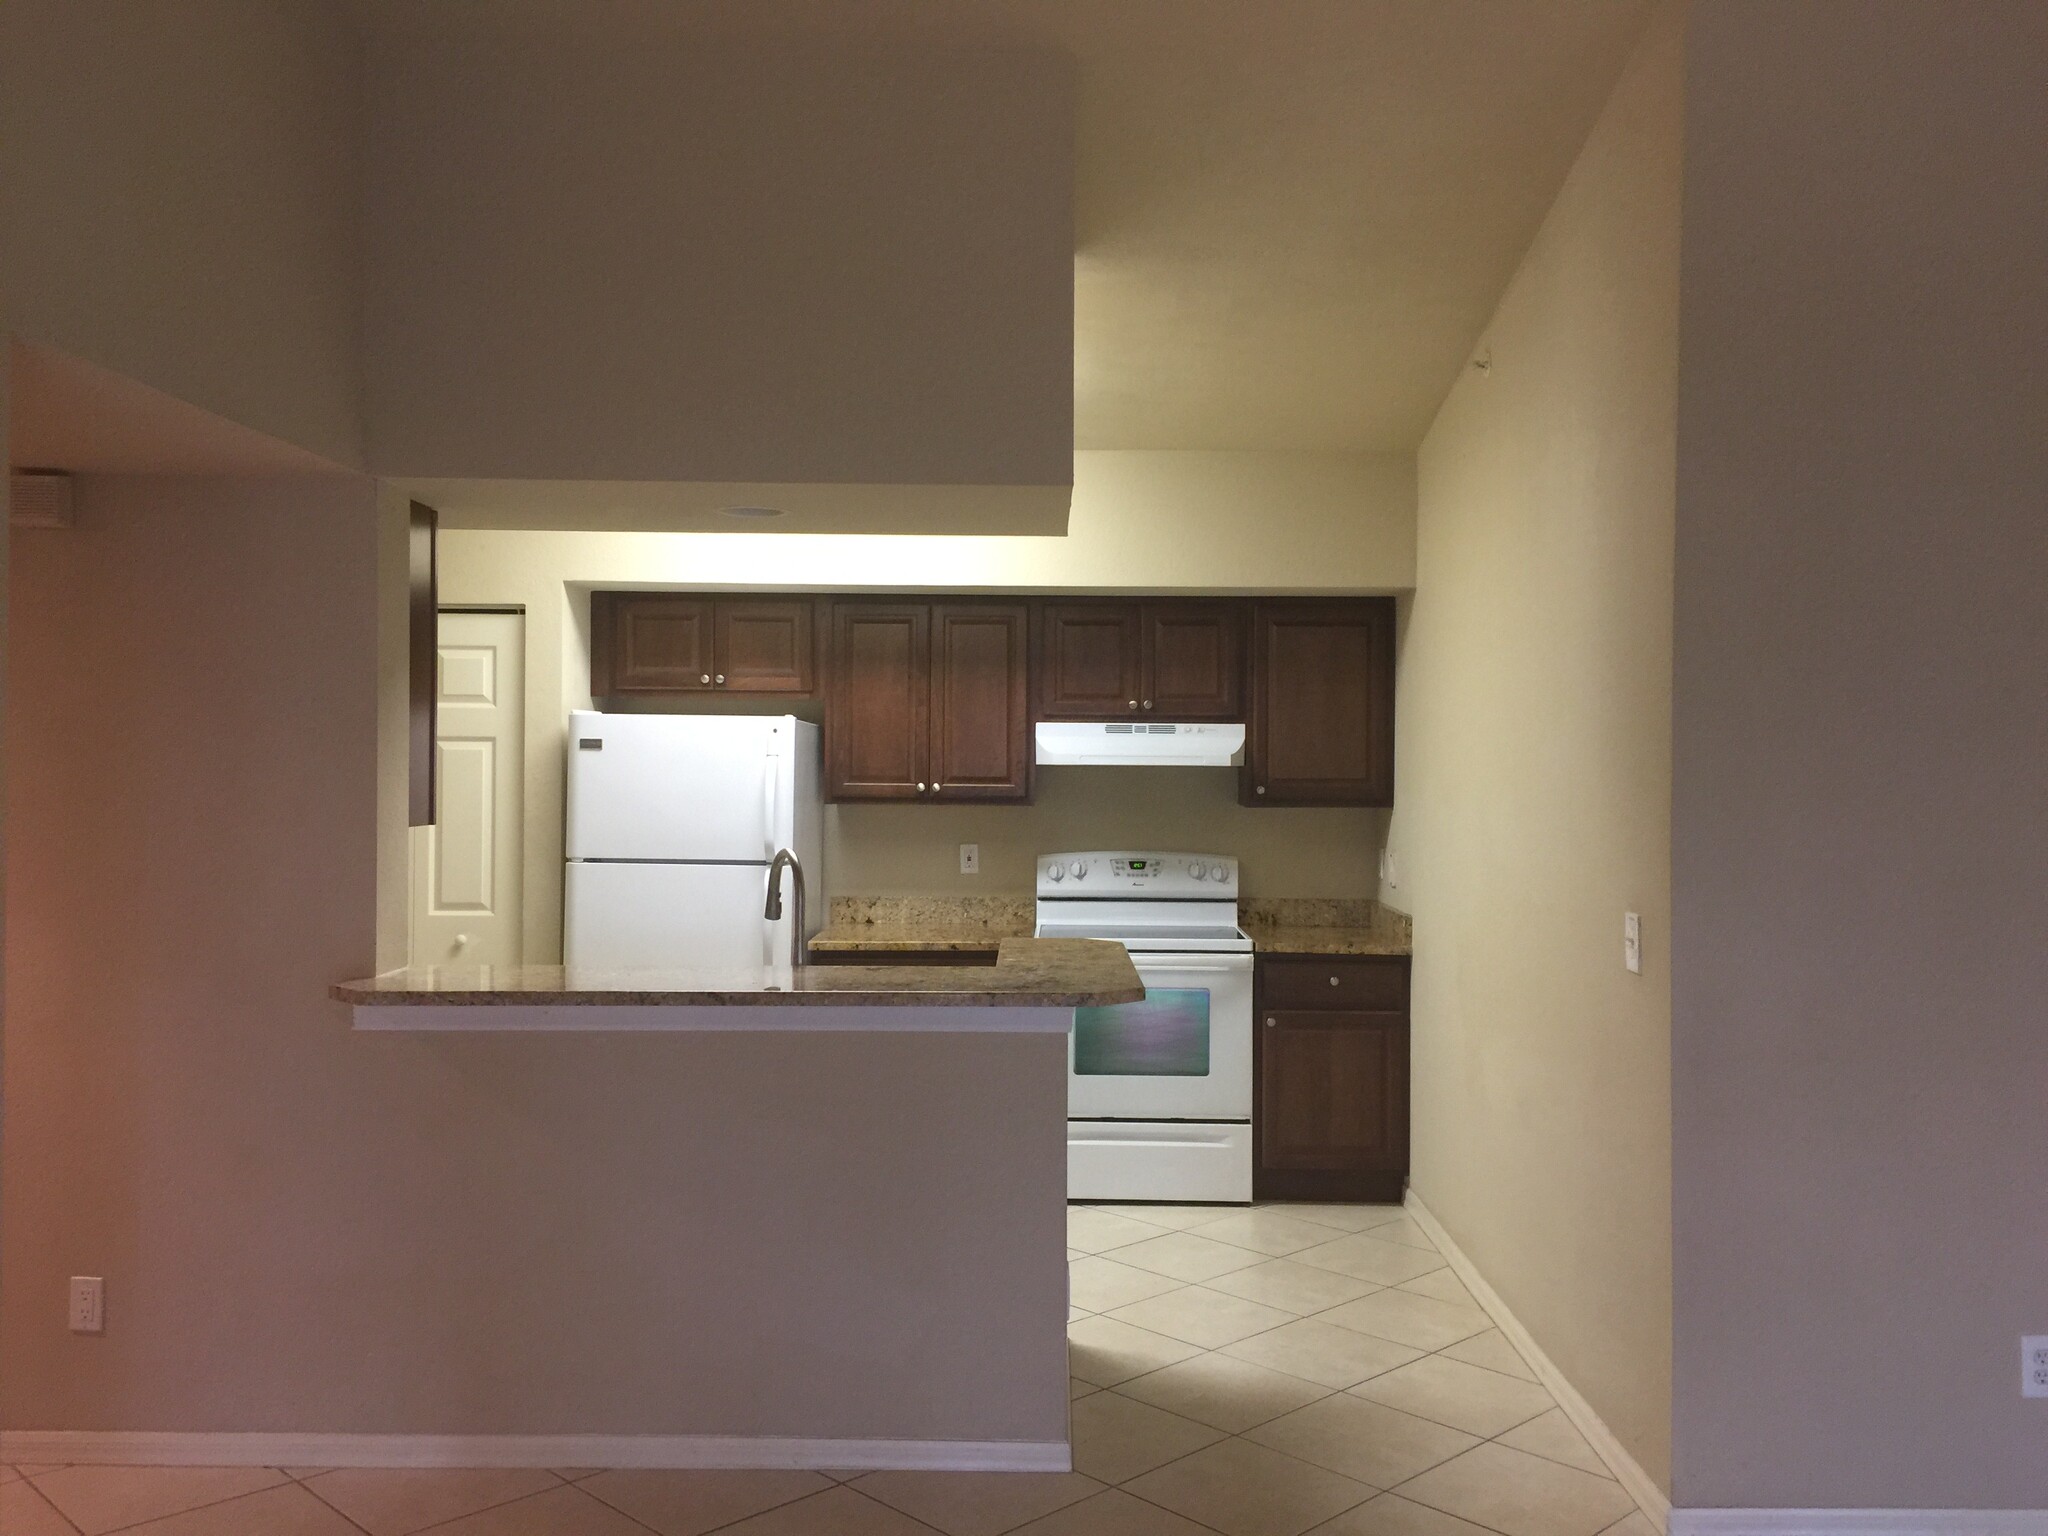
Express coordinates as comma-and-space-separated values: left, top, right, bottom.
1035, 602, 1143, 718
1144, 601, 1242, 719
714, 598, 814, 693
593, 593, 817, 697
929, 603, 1031, 801
1037, 599, 1243, 720
1243, 598, 1395, 806
824, 602, 929, 800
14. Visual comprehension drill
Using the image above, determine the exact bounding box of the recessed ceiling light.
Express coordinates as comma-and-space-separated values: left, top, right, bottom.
719, 505, 787, 521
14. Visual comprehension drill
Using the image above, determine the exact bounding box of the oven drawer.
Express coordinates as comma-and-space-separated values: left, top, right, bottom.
1258, 955, 1409, 1011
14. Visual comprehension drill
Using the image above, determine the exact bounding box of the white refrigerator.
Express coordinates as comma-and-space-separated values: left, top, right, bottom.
563, 711, 823, 969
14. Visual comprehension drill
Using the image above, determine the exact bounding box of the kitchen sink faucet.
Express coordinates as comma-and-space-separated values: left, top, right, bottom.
764, 848, 808, 970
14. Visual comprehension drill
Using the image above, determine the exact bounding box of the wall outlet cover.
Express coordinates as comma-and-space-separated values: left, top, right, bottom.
1624, 911, 1643, 974
959, 843, 980, 875
2024, 1336, 2048, 1398
69, 1276, 104, 1334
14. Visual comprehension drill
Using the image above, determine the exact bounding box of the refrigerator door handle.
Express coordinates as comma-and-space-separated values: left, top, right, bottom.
763, 747, 779, 862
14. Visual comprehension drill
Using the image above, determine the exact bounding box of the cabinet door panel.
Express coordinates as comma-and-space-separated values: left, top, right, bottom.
600, 594, 713, 693
1145, 601, 1243, 718
1257, 1010, 1408, 1174
930, 603, 1031, 801
1037, 602, 1143, 718
825, 603, 928, 800
715, 598, 815, 693
1245, 599, 1394, 805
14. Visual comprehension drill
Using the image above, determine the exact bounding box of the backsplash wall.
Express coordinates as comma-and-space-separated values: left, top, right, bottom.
825, 766, 1383, 897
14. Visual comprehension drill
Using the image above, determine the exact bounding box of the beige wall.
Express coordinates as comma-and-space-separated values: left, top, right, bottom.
438, 450, 1413, 959
1671, 0, 2048, 1509
364, 12, 1071, 510
3, 474, 1067, 1444
0, 1, 363, 468
1384, 5, 1679, 1494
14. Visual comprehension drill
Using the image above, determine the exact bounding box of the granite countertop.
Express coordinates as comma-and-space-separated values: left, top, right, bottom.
1240, 898, 1413, 956
808, 895, 1034, 954
333, 937, 1143, 1009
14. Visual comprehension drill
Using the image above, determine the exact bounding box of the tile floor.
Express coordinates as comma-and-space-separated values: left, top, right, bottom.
1, 1202, 1653, 1536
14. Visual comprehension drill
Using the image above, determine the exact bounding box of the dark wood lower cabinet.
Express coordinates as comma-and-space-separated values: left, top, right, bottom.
1254, 956, 1410, 1202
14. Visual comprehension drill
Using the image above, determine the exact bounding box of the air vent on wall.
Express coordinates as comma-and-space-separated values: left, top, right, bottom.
10, 470, 74, 529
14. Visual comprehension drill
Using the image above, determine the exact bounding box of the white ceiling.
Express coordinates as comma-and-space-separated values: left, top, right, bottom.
364, 0, 1652, 455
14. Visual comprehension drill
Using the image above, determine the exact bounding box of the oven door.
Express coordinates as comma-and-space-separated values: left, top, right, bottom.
1068, 950, 1254, 1122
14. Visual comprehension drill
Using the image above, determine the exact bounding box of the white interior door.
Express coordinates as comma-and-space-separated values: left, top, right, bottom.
412, 610, 525, 967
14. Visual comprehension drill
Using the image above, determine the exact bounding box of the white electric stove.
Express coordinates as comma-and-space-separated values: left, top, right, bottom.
1037, 852, 1254, 1203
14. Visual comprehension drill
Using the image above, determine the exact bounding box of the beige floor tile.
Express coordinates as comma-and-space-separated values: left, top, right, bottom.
1067, 1208, 1170, 1254
1392, 1444, 1636, 1536
1349, 1356, 1556, 1438
1068, 1315, 1207, 1386
1496, 1409, 1614, 1479
1221, 1317, 1423, 1389
1393, 1269, 1474, 1308
285, 1469, 339, 1480
1106, 1231, 1268, 1283
117, 1483, 366, 1536
1, 1467, 23, 1487
300, 1467, 560, 1535
1596, 1514, 1659, 1536
1113, 1351, 1333, 1433
1246, 1394, 1479, 1489
1188, 1210, 1351, 1256
429, 1483, 687, 1535
1292, 1236, 1447, 1287
1436, 1329, 1538, 1383
29, 1466, 287, 1536
1069, 1256, 1186, 1313
1, 1480, 83, 1536
546, 1468, 603, 1483
1105, 1286, 1295, 1349
1070, 1306, 1089, 1322
15, 1467, 71, 1476
853, 1469, 1102, 1536
1319, 1291, 1492, 1352
1308, 1490, 1502, 1536
1089, 1204, 1242, 1231
1072, 1376, 1102, 1400
579, 1468, 832, 1535
1352, 1215, 1437, 1252
1008, 1486, 1219, 1534
1069, 1392, 1224, 1484
686, 1486, 936, 1535
1124, 1437, 1375, 1536
815, 1470, 868, 1483
1205, 1259, 1384, 1316
1260, 1204, 1406, 1233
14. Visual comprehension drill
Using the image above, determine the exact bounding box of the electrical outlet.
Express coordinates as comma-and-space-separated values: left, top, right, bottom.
959, 843, 979, 876
1624, 912, 1643, 974
1379, 849, 1397, 886
69, 1276, 104, 1334
2024, 1336, 2048, 1398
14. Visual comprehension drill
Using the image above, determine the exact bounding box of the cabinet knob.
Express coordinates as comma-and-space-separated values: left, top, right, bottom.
1256, 785, 1267, 795
1128, 699, 1138, 709
1329, 975, 1341, 987
1143, 699, 1153, 709
701, 674, 711, 684
715, 674, 725, 685
1264, 1017, 1276, 1027
916, 782, 927, 793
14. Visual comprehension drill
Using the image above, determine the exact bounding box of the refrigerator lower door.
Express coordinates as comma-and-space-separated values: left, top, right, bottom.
564, 861, 783, 971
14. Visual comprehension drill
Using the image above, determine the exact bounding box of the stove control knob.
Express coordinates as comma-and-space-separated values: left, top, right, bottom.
1069, 859, 1088, 880
1046, 863, 1065, 882
1188, 860, 1207, 880
1210, 865, 1231, 883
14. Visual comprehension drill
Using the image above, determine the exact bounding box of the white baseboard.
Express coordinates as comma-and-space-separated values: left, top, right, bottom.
0, 1430, 1071, 1474
1670, 1514, 2048, 1536
1404, 1190, 1672, 1530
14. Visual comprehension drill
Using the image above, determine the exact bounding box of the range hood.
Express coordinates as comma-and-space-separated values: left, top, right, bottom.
1035, 721, 1245, 768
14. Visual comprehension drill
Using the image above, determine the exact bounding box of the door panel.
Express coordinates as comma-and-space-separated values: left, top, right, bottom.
1036, 602, 1142, 718
1068, 955, 1254, 1121
930, 603, 1030, 801
1244, 599, 1395, 805
825, 603, 928, 800
715, 598, 815, 693
565, 712, 776, 862
600, 594, 713, 693
413, 611, 524, 967
1257, 1010, 1408, 1173
1145, 601, 1243, 719
564, 861, 779, 971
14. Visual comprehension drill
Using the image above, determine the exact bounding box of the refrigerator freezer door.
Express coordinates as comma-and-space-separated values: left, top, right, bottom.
564, 861, 785, 970
567, 712, 787, 862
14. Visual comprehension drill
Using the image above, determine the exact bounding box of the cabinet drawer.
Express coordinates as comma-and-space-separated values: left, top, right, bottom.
1258, 956, 1409, 1011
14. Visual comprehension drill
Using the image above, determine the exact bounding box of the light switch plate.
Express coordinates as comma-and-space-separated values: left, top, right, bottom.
959, 843, 979, 876
1624, 912, 1643, 974
2024, 1336, 2048, 1398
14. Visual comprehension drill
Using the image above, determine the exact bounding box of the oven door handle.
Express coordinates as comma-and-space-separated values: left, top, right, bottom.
1134, 961, 1251, 974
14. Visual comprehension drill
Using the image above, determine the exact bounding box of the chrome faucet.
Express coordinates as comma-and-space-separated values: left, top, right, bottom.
764, 848, 808, 970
